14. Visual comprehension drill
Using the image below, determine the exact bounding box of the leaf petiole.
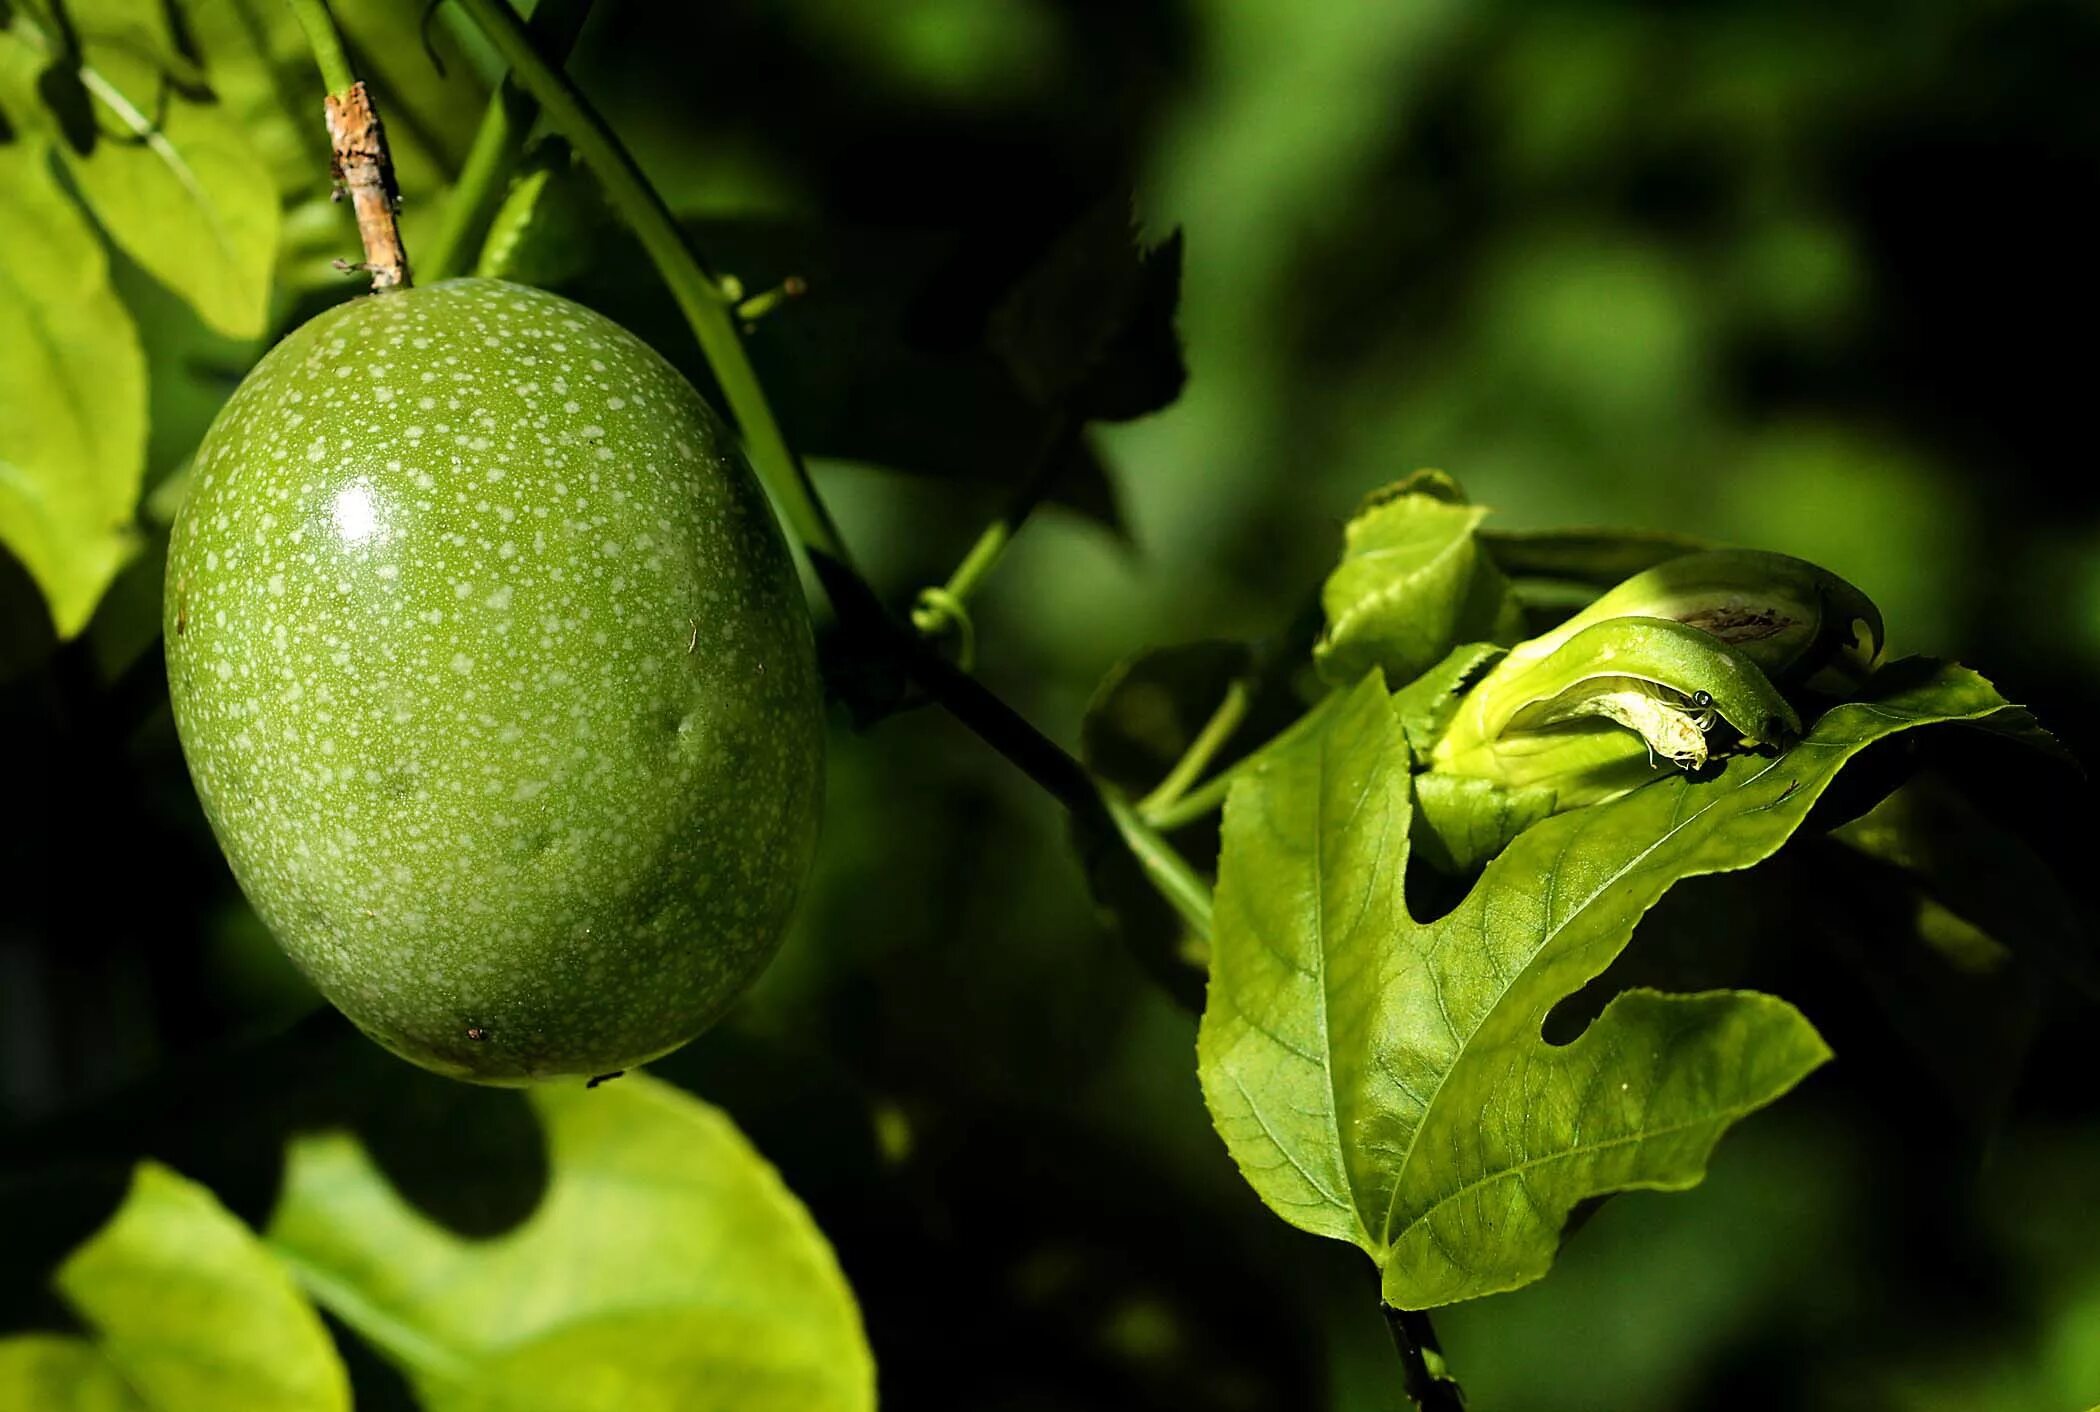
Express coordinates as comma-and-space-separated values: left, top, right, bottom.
1134, 676, 1254, 820
1141, 688, 1344, 831
912, 419, 1079, 649
1102, 790, 1213, 941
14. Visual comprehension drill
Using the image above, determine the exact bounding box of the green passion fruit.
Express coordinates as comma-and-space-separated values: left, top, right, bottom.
165, 279, 824, 1084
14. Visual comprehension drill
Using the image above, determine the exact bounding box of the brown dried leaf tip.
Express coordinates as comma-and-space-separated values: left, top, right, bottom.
322, 81, 411, 293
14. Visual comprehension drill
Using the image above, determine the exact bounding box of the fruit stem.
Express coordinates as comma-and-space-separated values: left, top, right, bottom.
445, 0, 856, 577
284, 0, 411, 292
420, 0, 596, 284
284, 0, 354, 95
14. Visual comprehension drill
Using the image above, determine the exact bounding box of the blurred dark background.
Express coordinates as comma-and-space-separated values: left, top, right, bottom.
5, 0, 2099, 1408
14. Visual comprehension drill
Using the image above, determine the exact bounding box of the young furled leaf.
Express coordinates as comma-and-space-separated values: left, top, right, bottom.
1200, 661, 2037, 1308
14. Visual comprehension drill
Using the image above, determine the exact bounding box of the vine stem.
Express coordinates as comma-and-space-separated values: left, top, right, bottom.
1142, 687, 1342, 830
1384, 1304, 1468, 1411
295, 11, 1460, 1399
419, 0, 596, 283
1102, 792, 1213, 939
445, 0, 853, 576
283, 0, 353, 93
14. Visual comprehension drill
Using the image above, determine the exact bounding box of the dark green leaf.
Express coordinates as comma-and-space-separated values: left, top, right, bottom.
986, 196, 1186, 423
1201, 661, 2034, 1307
1080, 639, 1255, 798
1478, 527, 1709, 586
1832, 773, 2099, 1000
558, 218, 1130, 526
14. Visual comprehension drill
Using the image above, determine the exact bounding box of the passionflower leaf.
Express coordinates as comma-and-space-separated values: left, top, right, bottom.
1314, 472, 1525, 687
1199, 660, 2035, 1308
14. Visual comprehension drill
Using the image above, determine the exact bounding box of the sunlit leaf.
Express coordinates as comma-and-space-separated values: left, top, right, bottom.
1201, 661, 2036, 1308
0, 1336, 138, 1412
16, 1162, 351, 1412
1314, 472, 1525, 687
0, 9, 279, 338
267, 1075, 875, 1412
175, 0, 326, 199
0, 137, 144, 637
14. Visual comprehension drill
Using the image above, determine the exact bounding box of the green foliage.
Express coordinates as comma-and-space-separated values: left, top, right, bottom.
3, 1, 2095, 1405
0, 3, 278, 339
267, 1076, 874, 1412
0, 137, 146, 637
1200, 662, 2039, 1308
1314, 472, 1525, 687
0, 1162, 350, 1411
0, 1337, 137, 1412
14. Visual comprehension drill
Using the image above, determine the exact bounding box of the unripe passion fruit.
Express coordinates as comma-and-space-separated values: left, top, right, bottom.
165, 279, 824, 1084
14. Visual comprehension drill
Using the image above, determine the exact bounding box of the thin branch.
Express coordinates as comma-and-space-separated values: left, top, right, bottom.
1384, 1304, 1467, 1411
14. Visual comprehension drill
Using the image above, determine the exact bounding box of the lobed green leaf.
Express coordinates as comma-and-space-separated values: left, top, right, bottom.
0, 8, 279, 339
267, 1075, 875, 1412
1201, 660, 2034, 1307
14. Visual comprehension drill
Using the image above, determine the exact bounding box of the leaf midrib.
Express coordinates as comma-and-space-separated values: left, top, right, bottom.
1372, 751, 1792, 1251
1383, 1097, 1778, 1256
76, 60, 248, 279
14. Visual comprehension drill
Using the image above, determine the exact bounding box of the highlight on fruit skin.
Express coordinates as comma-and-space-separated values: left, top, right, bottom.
164, 278, 826, 1085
